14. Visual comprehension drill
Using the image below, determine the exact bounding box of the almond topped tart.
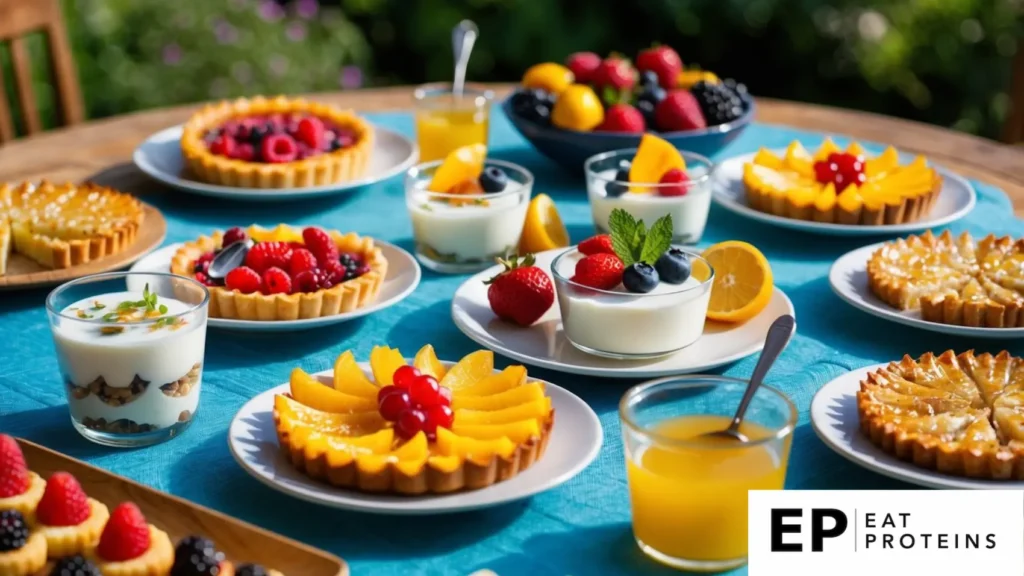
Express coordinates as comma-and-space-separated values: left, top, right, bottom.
868, 230, 1024, 328
743, 139, 941, 225
169, 224, 387, 321
274, 345, 554, 494
180, 95, 374, 189
858, 350, 1024, 480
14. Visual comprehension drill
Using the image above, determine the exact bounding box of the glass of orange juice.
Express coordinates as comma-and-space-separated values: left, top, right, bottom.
619, 375, 797, 572
413, 83, 493, 163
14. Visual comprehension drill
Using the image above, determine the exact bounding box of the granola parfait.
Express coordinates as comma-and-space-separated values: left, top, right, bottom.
46, 272, 209, 447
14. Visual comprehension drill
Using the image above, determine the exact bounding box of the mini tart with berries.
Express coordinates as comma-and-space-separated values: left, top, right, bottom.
88, 503, 173, 576
180, 96, 374, 189
34, 472, 110, 558
742, 139, 941, 225
0, 436, 46, 518
169, 224, 387, 321
0, 510, 47, 575
223, 563, 285, 576
273, 346, 554, 495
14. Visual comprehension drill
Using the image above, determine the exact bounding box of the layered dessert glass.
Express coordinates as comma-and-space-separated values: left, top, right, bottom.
413, 83, 494, 162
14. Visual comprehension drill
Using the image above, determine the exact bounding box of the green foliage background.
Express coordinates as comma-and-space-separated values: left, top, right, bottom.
2, 0, 1021, 139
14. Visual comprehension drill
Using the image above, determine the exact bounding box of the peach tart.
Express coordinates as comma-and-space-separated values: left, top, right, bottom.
742, 139, 941, 225
180, 96, 374, 189
273, 345, 555, 494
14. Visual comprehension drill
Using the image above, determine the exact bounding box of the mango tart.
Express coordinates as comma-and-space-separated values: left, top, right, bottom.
0, 181, 144, 275
180, 95, 374, 189
169, 224, 387, 321
867, 230, 1024, 328
858, 350, 1024, 480
273, 346, 556, 495
742, 139, 941, 226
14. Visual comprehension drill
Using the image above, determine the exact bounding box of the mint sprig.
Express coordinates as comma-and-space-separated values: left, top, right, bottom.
608, 208, 673, 266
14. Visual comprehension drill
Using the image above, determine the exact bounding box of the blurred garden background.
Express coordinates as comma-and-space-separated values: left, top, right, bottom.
5, 0, 1022, 139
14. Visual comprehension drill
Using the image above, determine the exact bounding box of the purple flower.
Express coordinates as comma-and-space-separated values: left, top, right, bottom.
285, 21, 307, 42
296, 0, 318, 19
214, 20, 239, 45
258, 0, 285, 22
162, 43, 182, 65
232, 62, 253, 84
339, 66, 363, 89
269, 54, 289, 77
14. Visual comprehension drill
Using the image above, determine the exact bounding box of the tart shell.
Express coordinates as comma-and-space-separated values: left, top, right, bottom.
0, 531, 47, 575
88, 524, 174, 576
37, 498, 110, 558
0, 472, 45, 518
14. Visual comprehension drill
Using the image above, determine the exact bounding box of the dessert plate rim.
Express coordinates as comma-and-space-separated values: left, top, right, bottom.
227, 363, 603, 514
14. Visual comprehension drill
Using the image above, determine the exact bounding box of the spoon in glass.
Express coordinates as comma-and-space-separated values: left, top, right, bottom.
451, 20, 479, 98
701, 314, 796, 442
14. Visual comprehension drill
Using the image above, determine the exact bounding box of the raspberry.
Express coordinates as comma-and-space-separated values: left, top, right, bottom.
292, 269, 323, 293
262, 267, 293, 294
245, 242, 292, 273
289, 248, 319, 277
97, 503, 151, 562
36, 472, 91, 527
222, 227, 248, 248
225, 266, 262, 293
658, 168, 690, 197
234, 143, 256, 162
301, 227, 338, 262
194, 272, 213, 286
294, 117, 325, 150
208, 135, 235, 157
0, 435, 28, 498
260, 134, 298, 163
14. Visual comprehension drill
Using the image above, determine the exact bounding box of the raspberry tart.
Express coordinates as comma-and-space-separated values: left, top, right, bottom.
34, 472, 110, 558
0, 510, 47, 575
88, 502, 173, 576
180, 96, 374, 189
0, 435, 46, 518
273, 345, 554, 494
169, 224, 387, 321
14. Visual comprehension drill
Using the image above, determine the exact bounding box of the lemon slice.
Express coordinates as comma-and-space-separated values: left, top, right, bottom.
701, 241, 774, 323
519, 194, 569, 253
629, 134, 686, 192
428, 143, 487, 193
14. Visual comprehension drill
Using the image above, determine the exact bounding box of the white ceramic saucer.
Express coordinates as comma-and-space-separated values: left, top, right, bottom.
711, 149, 976, 235
227, 362, 603, 514
829, 243, 1024, 338
810, 363, 1024, 489
133, 125, 418, 201
451, 248, 796, 378
129, 241, 420, 332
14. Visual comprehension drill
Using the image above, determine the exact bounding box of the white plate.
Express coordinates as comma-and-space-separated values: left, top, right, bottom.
133, 125, 418, 201
227, 363, 603, 514
810, 363, 1024, 489
829, 243, 1024, 338
129, 241, 420, 331
711, 149, 976, 235
451, 248, 796, 378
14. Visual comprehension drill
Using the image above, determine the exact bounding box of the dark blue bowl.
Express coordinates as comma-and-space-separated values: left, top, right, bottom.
501, 94, 755, 172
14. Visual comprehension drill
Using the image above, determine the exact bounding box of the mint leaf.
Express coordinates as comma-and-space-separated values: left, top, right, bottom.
608, 209, 639, 266
640, 215, 674, 264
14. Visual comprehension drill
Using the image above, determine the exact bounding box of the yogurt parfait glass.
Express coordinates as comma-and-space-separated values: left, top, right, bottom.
46, 272, 209, 448
585, 149, 715, 245
405, 158, 533, 273
551, 247, 715, 359
413, 82, 494, 162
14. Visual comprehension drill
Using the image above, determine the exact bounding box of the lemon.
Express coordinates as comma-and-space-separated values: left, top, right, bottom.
701, 241, 774, 323
519, 194, 570, 254
550, 84, 604, 132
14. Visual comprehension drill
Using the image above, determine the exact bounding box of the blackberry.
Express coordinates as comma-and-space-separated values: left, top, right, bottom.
50, 555, 102, 576
171, 535, 225, 576
689, 81, 746, 126
0, 510, 28, 552
509, 89, 553, 125
338, 253, 366, 281
235, 564, 269, 576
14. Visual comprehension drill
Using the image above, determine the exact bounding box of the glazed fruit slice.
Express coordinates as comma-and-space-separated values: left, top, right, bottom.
333, 351, 379, 398
701, 241, 774, 323
454, 397, 553, 425
454, 366, 527, 397
274, 394, 385, 435
413, 345, 448, 380
440, 350, 495, 391
289, 368, 376, 413
434, 428, 518, 464
452, 419, 542, 443
428, 143, 487, 193
629, 133, 686, 190
370, 345, 406, 386
452, 382, 545, 411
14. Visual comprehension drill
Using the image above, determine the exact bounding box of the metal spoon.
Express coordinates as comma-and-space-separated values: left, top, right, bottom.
206, 240, 253, 280
451, 20, 479, 98
702, 314, 796, 442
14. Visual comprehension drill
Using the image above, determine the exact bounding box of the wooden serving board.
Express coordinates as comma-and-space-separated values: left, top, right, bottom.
15, 439, 348, 576
0, 203, 167, 290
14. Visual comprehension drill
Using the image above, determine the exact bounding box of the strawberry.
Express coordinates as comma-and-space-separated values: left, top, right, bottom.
658, 168, 690, 197
484, 254, 555, 327
0, 435, 28, 498
636, 45, 684, 90
565, 51, 601, 84
573, 253, 624, 290
36, 472, 90, 527
578, 234, 615, 256
244, 241, 292, 273
596, 104, 645, 133
654, 90, 707, 132
97, 503, 151, 562
592, 56, 636, 93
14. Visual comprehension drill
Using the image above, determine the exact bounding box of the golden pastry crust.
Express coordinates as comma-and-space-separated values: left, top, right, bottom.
0, 531, 47, 576
168, 225, 387, 321
180, 96, 374, 189
0, 473, 45, 518
88, 525, 173, 576
37, 498, 109, 558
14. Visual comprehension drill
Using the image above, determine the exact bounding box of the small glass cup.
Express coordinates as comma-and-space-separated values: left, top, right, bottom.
405, 159, 533, 274
585, 149, 715, 244
413, 82, 494, 162
620, 376, 797, 572
550, 247, 714, 359
46, 272, 210, 448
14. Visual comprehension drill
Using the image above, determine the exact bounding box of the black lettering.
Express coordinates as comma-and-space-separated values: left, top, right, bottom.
811, 509, 848, 552
899, 512, 910, 528
881, 513, 895, 528
921, 533, 932, 547
865, 512, 875, 528
967, 533, 979, 549
987, 534, 997, 549
883, 534, 893, 548
938, 534, 948, 549
899, 534, 915, 549
865, 534, 876, 548
771, 509, 803, 552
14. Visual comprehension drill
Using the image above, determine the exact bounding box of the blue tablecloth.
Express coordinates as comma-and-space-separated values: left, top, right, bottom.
2, 109, 1023, 576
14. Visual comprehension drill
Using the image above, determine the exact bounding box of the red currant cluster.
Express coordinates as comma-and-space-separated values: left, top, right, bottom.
813, 152, 866, 189
377, 366, 454, 440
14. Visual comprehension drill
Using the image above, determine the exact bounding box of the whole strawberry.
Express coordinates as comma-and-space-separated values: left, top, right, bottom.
596, 104, 645, 133
0, 435, 28, 498
655, 90, 707, 132
578, 234, 615, 256
592, 56, 636, 94
573, 253, 624, 290
636, 45, 683, 90
565, 51, 601, 84
485, 254, 554, 327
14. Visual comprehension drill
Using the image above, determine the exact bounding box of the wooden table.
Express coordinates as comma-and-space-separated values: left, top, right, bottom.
1, 84, 1022, 215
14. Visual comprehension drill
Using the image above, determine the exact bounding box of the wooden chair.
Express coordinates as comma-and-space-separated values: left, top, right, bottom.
1004, 44, 1024, 144
0, 0, 83, 143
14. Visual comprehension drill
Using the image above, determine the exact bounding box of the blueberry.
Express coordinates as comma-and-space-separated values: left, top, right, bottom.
640, 70, 660, 88
510, 89, 553, 125
622, 262, 660, 293
655, 248, 692, 284
605, 168, 630, 197
479, 167, 508, 193
637, 86, 667, 107
636, 99, 657, 131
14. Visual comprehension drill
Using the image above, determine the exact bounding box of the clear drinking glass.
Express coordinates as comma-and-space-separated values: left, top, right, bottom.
620, 376, 797, 572
413, 82, 494, 162
46, 272, 210, 448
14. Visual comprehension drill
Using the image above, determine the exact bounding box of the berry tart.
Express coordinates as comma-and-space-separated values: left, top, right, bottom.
34, 472, 110, 558
274, 346, 554, 494
180, 96, 374, 189
88, 502, 174, 576
0, 435, 46, 519
169, 224, 387, 321
0, 509, 47, 575
170, 534, 286, 576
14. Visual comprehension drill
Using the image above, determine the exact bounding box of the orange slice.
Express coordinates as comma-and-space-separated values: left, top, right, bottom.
333, 351, 378, 398
413, 344, 447, 380
454, 366, 527, 397
289, 368, 377, 413
369, 345, 406, 386
518, 194, 569, 254
701, 241, 774, 323
428, 143, 486, 193
629, 133, 686, 189
440, 350, 494, 391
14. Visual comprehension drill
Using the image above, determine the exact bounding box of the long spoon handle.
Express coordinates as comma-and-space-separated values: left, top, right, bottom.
728, 314, 796, 431
451, 20, 479, 98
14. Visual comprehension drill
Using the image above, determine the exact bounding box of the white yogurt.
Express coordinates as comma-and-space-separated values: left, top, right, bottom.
52, 292, 207, 431
587, 169, 711, 244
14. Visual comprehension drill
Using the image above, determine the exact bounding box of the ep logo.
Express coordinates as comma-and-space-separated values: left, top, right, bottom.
770, 508, 848, 552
